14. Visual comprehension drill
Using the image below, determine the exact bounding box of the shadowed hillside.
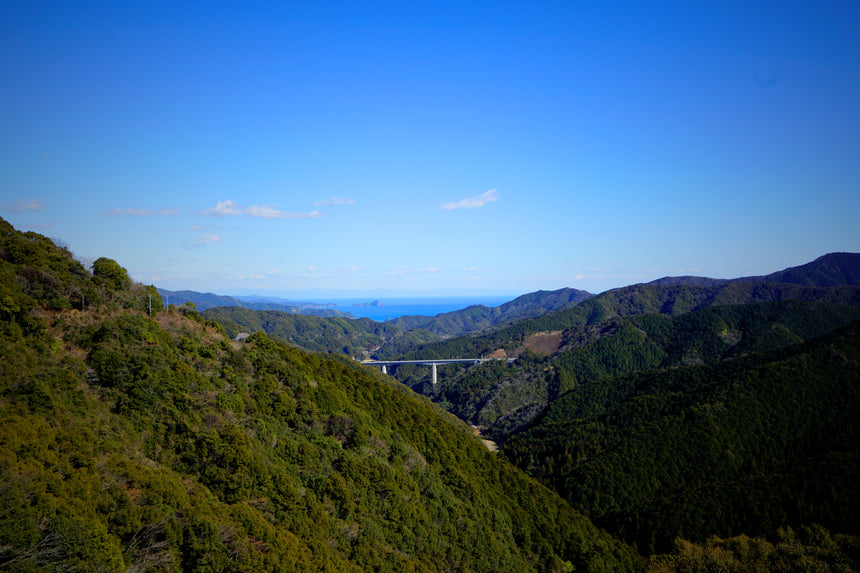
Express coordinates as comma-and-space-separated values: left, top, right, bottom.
504, 320, 860, 553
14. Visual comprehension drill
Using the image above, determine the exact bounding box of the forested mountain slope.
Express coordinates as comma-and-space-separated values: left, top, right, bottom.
363, 252, 860, 564
0, 218, 637, 571
370, 255, 860, 450
201, 306, 402, 358
503, 320, 860, 554
396, 300, 860, 442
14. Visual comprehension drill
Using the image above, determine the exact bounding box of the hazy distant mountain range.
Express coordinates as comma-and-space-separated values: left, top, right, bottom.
195, 253, 860, 361
156, 288, 344, 316
172, 253, 860, 335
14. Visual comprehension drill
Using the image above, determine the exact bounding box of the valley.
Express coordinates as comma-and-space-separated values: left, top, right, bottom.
199, 250, 860, 567
1, 218, 858, 571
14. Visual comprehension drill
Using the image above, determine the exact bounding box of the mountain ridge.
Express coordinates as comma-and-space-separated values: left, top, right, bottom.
386, 287, 594, 337
647, 252, 860, 288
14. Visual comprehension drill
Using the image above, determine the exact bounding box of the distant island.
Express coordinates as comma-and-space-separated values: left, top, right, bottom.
353, 300, 382, 307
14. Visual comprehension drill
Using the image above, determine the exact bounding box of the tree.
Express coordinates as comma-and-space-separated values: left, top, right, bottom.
91, 257, 131, 291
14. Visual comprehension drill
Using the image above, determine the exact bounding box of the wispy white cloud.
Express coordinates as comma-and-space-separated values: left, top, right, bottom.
245, 204, 284, 219
196, 233, 221, 246
441, 189, 498, 211
203, 200, 244, 216
102, 207, 180, 216
2, 199, 45, 213
247, 204, 324, 219
314, 196, 356, 207
204, 200, 325, 219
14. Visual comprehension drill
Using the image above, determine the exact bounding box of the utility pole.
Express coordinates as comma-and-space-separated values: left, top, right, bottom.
148, 294, 152, 316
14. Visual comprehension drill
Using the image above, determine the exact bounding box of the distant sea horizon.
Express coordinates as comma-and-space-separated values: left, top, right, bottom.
307, 295, 515, 321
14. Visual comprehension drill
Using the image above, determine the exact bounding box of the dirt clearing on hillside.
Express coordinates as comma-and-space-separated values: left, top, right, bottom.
472, 426, 498, 452
516, 330, 563, 356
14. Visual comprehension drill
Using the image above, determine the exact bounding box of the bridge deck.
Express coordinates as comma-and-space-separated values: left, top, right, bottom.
361, 357, 515, 385
361, 358, 510, 366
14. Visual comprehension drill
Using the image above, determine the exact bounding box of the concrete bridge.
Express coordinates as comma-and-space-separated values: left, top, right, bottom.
361, 357, 514, 385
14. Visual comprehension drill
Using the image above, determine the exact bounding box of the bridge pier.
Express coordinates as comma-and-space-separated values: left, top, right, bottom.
431, 363, 437, 385
381, 364, 387, 375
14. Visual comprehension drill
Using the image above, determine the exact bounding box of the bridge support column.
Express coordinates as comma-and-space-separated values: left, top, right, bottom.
431, 363, 437, 385
381, 365, 387, 375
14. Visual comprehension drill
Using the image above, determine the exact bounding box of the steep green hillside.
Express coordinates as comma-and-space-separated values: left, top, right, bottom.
200, 305, 440, 359
0, 218, 636, 572
504, 321, 860, 554
202, 306, 394, 356
547, 300, 860, 419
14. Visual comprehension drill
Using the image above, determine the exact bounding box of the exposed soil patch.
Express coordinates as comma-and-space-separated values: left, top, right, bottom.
471, 426, 498, 452
515, 330, 563, 356
486, 348, 508, 359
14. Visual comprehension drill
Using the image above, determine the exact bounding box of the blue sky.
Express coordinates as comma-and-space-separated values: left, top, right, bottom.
2, 1, 858, 297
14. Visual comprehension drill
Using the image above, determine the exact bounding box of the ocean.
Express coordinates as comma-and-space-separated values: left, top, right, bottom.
313, 296, 515, 322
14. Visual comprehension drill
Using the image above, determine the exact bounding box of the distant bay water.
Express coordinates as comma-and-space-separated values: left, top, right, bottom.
313, 296, 514, 321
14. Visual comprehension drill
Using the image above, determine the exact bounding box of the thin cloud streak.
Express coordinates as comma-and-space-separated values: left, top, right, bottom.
2, 199, 45, 213
102, 207, 180, 216
204, 200, 325, 219
314, 196, 356, 207
441, 189, 498, 211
